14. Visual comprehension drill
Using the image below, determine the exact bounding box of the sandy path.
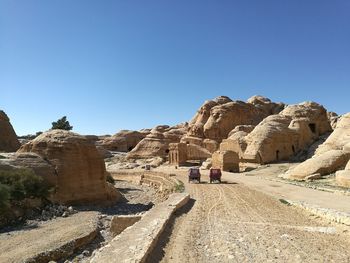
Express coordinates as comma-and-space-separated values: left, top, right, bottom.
0, 211, 98, 263
150, 173, 350, 263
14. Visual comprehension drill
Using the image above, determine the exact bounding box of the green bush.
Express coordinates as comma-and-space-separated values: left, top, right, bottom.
51, 116, 73, 130
0, 169, 49, 201
0, 183, 10, 210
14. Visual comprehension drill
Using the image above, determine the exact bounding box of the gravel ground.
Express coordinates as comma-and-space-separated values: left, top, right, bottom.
0, 180, 157, 263
148, 171, 350, 263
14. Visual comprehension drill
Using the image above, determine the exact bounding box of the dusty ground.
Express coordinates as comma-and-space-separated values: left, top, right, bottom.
0, 180, 157, 263
0, 211, 99, 263
148, 168, 350, 263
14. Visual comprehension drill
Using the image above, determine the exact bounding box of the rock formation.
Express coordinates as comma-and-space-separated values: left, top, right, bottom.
212, 150, 239, 172
241, 102, 332, 164
98, 130, 149, 152
18, 130, 120, 205
173, 95, 285, 165
336, 159, 350, 187
283, 113, 350, 180
127, 124, 188, 159
0, 110, 20, 152
0, 152, 57, 187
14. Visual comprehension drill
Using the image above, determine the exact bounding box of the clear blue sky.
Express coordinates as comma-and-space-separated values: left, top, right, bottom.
1, 0, 349, 136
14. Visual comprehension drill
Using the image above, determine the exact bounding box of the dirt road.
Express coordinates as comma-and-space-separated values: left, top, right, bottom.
149, 173, 350, 263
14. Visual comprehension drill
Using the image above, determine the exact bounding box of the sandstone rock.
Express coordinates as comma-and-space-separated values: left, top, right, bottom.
227, 125, 255, 138
98, 130, 148, 152
327, 112, 339, 130
283, 150, 350, 180
220, 125, 255, 158
315, 113, 350, 155
171, 96, 284, 166
336, 159, 350, 187
110, 215, 142, 237
96, 146, 113, 159
18, 130, 120, 205
305, 173, 322, 181
212, 150, 239, 172
241, 102, 332, 164
0, 110, 20, 152
0, 152, 57, 187
336, 170, 350, 187
200, 158, 212, 170
187, 96, 232, 138
283, 112, 350, 180
247, 95, 285, 115
127, 124, 187, 159
203, 101, 267, 142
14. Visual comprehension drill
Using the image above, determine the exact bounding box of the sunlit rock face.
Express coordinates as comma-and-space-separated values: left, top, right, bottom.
283, 112, 350, 180
18, 129, 120, 205
242, 101, 332, 164
0, 110, 20, 152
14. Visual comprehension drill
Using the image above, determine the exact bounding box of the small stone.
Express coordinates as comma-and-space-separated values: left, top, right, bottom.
62, 212, 68, 217
82, 250, 90, 256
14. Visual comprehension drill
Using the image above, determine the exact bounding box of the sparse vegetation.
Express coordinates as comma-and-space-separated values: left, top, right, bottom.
175, 180, 185, 193
106, 174, 115, 184
0, 183, 10, 211
0, 169, 50, 205
51, 116, 73, 131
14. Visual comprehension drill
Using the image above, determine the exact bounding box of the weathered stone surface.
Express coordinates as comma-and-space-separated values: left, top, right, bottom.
241, 102, 332, 164
127, 124, 187, 159
336, 159, 350, 187
315, 113, 350, 155
110, 215, 142, 237
0, 110, 20, 152
187, 96, 232, 139
220, 125, 255, 158
169, 96, 285, 166
98, 130, 148, 152
212, 150, 239, 172
327, 111, 339, 130
0, 152, 57, 187
283, 150, 350, 180
18, 130, 120, 205
247, 95, 285, 115
283, 112, 350, 180
90, 193, 190, 263
203, 101, 267, 142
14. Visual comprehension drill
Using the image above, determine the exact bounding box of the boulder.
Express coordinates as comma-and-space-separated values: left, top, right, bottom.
0, 110, 20, 152
212, 150, 239, 172
282, 150, 350, 180
336, 159, 350, 187
18, 130, 120, 205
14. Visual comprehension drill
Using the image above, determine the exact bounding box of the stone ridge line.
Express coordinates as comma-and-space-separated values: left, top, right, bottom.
89, 193, 190, 263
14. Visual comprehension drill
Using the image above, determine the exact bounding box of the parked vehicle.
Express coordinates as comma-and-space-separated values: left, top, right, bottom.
188, 168, 201, 183
209, 168, 222, 183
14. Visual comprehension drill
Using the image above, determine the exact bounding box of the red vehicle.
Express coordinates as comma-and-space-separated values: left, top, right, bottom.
188, 168, 201, 183
209, 168, 222, 183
